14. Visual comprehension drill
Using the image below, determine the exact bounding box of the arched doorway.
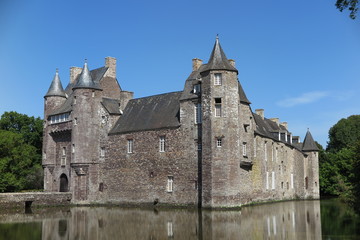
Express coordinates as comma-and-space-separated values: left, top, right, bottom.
59, 174, 69, 192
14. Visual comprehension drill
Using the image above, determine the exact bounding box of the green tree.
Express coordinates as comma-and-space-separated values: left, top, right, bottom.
0, 111, 43, 153
336, 0, 359, 19
327, 115, 360, 152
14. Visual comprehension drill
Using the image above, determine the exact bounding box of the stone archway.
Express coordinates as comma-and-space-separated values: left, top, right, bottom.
59, 174, 69, 192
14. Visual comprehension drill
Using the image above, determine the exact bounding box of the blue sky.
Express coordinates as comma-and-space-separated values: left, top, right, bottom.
0, 0, 359, 147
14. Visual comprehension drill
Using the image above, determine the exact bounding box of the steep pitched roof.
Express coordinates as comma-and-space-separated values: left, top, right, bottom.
73, 61, 102, 90
109, 92, 182, 134
201, 36, 238, 73
238, 81, 251, 104
302, 130, 319, 152
101, 98, 121, 115
45, 69, 66, 98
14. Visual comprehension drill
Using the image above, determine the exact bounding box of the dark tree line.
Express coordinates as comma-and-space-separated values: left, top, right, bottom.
0, 111, 43, 192
319, 115, 360, 212
336, 0, 359, 19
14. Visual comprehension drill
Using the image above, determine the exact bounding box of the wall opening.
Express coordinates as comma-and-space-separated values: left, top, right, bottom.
60, 174, 69, 192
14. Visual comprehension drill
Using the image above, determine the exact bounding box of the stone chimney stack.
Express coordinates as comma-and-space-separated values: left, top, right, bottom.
229, 59, 236, 67
270, 118, 280, 126
70, 67, 82, 85
192, 58, 203, 71
280, 122, 288, 130
255, 109, 264, 120
105, 56, 117, 78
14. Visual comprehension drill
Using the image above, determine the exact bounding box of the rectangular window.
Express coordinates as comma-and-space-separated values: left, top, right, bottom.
62, 147, 66, 156
195, 103, 202, 124
272, 171, 275, 190
242, 142, 247, 156
216, 138, 222, 147
266, 171, 269, 190
275, 147, 278, 162
127, 139, 133, 153
214, 73, 222, 85
100, 147, 105, 157
159, 136, 165, 152
193, 84, 201, 94
215, 98, 222, 117
61, 156, 66, 166
265, 142, 267, 161
167, 176, 173, 192
72, 144, 75, 153
291, 173, 294, 189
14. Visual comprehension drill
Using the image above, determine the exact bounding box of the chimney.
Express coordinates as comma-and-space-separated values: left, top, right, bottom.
192, 58, 203, 71
70, 66, 82, 84
105, 56, 116, 78
229, 59, 236, 67
280, 122, 288, 130
270, 118, 280, 126
255, 109, 264, 120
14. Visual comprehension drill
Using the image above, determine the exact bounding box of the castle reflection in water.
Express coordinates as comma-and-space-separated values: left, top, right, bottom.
2, 200, 322, 239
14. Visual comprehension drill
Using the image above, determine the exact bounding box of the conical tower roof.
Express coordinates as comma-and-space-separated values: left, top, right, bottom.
302, 129, 319, 152
202, 36, 238, 73
45, 69, 66, 98
73, 60, 102, 90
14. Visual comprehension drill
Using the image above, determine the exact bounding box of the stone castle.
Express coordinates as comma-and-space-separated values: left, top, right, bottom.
43, 37, 319, 208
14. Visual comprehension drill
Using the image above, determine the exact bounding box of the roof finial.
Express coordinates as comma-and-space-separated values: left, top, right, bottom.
56, 68, 59, 74
84, 58, 88, 64
216, 34, 219, 41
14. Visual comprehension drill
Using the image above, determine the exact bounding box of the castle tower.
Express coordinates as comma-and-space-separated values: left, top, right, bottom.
71, 60, 103, 202
43, 69, 67, 191
200, 37, 254, 207
302, 130, 320, 199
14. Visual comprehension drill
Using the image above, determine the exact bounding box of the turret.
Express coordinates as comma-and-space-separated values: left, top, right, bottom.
44, 69, 67, 117
71, 60, 103, 201
200, 36, 254, 207
302, 129, 320, 199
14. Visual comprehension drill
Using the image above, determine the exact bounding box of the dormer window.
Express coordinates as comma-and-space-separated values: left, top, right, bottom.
50, 113, 70, 124
214, 73, 222, 85
193, 84, 201, 94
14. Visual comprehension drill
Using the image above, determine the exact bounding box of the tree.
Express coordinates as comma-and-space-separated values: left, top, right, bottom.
327, 115, 360, 152
335, 0, 359, 19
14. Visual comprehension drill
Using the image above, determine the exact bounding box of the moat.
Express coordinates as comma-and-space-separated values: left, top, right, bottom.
0, 199, 359, 239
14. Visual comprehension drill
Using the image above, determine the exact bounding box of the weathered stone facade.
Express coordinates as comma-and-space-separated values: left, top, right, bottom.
42, 38, 319, 208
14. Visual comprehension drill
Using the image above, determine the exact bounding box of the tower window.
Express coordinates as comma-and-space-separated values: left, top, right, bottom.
127, 139, 133, 153
159, 136, 165, 152
167, 176, 174, 192
214, 73, 222, 85
193, 84, 201, 94
216, 138, 222, 147
195, 103, 202, 124
100, 147, 105, 157
215, 98, 222, 117
242, 142, 247, 156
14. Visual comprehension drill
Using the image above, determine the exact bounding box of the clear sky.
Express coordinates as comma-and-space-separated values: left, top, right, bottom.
0, 0, 359, 148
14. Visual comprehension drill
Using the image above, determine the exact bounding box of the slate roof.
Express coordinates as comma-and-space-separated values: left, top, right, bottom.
45, 70, 66, 98
238, 81, 251, 104
201, 36, 238, 73
73, 62, 102, 90
109, 92, 182, 134
302, 130, 319, 151
101, 98, 121, 115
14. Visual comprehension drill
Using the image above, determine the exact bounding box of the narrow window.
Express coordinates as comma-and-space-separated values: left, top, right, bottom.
216, 138, 222, 148
159, 136, 165, 152
291, 173, 294, 189
193, 84, 201, 94
92, 91, 95, 97
197, 142, 202, 151
264, 142, 268, 161
195, 103, 202, 124
62, 147, 66, 156
242, 142, 247, 156
72, 144, 75, 153
214, 73, 222, 85
215, 98, 222, 117
305, 177, 308, 190
74, 118, 77, 125
61, 156, 66, 166
275, 147, 278, 162
100, 147, 105, 157
74, 96, 77, 104
127, 139, 133, 153
266, 171, 269, 190
167, 176, 173, 192
272, 171, 275, 189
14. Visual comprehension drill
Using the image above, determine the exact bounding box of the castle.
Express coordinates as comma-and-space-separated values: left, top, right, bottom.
43, 37, 319, 208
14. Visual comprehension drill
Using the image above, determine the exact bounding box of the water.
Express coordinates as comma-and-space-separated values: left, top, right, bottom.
0, 199, 359, 239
